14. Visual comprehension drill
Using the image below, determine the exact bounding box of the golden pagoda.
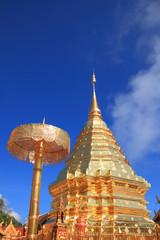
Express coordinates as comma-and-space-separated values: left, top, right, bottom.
48, 72, 156, 237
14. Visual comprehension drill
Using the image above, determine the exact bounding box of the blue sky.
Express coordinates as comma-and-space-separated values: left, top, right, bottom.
0, 0, 160, 224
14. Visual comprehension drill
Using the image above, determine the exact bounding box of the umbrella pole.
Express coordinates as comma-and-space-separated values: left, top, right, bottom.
27, 141, 44, 240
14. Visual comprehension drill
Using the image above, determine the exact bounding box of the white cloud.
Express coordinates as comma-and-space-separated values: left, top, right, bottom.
0, 194, 21, 222
9, 210, 21, 222
140, 1, 160, 29
112, 0, 160, 56
111, 0, 160, 163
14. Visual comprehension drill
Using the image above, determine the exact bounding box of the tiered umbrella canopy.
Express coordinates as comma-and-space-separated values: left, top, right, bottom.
7, 122, 70, 240
7, 123, 70, 165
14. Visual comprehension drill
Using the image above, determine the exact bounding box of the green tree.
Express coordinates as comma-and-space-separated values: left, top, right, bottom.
0, 210, 22, 227
0, 197, 22, 228
0, 199, 4, 210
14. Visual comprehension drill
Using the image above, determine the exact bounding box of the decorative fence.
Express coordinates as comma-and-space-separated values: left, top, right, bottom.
68, 233, 159, 240
3, 226, 160, 240
3, 233, 160, 240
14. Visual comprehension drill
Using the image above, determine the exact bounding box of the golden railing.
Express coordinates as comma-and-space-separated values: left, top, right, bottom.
4, 225, 160, 240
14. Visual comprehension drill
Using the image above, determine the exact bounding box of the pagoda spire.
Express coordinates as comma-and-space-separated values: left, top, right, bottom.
88, 70, 102, 120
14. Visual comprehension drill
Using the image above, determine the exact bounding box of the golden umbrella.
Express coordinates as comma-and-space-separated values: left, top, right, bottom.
7, 120, 70, 240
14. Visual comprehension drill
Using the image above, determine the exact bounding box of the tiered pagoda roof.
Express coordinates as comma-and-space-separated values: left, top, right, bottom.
48, 72, 155, 236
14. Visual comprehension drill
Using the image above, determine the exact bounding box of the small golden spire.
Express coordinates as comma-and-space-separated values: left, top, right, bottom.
43, 117, 45, 125
92, 69, 96, 86
88, 71, 102, 120
0, 221, 4, 227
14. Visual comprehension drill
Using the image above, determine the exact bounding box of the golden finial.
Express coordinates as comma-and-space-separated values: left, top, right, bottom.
43, 117, 45, 125
92, 69, 96, 86
88, 70, 102, 120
